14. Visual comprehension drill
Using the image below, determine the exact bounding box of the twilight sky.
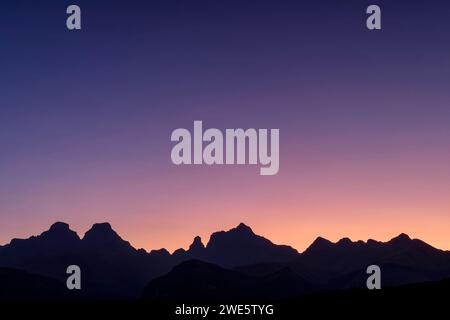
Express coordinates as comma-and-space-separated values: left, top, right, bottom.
1, 0, 449, 252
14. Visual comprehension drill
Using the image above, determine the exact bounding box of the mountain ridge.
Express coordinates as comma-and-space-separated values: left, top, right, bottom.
1, 221, 450, 299
1, 221, 447, 255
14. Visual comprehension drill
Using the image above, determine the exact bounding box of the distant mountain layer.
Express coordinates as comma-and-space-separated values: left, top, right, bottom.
1, 222, 450, 299
289, 233, 450, 285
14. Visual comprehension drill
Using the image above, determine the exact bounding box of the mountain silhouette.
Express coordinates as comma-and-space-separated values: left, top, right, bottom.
204, 223, 298, 267
172, 223, 298, 267
1, 222, 450, 299
188, 236, 205, 256
5, 222, 80, 256
0, 222, 81, 280
289, 233, 450, 287
82, 222, 134, 251
0, 222, 167, 298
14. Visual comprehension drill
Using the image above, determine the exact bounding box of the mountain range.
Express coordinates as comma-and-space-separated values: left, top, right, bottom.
1, 222, 449, 299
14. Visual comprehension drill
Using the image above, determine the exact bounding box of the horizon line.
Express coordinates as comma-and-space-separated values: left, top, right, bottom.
1, 220, 448, 254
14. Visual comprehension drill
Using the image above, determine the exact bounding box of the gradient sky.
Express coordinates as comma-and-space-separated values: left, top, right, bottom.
1, 0, 449, 252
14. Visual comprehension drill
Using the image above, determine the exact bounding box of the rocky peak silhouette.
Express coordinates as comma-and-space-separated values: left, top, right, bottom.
204, 223, 298, 267
4, 221, 80, 255
40, 221, 80, 242
189, 236, 205, 251
235, 222, 254, 233
83, 222, 116, 239
82, 222, 135, 254
304, 236, 334, 253
388, 233, 412, 245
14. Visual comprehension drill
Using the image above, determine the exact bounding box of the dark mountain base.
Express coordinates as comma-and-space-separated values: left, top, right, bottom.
2, 279, 449, 319
0, 267, 81, 300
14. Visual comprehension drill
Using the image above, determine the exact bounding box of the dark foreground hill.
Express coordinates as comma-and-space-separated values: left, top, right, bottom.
0, 267, 74, 299
1, 277, 448, 319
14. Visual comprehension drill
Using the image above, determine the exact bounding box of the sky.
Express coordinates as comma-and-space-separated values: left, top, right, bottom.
0, 0, 449, 252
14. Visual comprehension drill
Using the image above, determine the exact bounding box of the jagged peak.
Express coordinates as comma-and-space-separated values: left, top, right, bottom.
236, 222, 253, 232
389, 233, 412, 243
206, 223, 258, 248
305, 236, 334, 252
213, 223, 255, 237
313, 236, 332, 244
235, 223, 254, 233
189, 236, 205, 251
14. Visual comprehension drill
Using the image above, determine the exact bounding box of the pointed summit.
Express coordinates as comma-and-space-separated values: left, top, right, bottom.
235, 223, 253, 233
205, 223, 298, 267
389, 233, 412, 244
185, 236, 206, 259
305, 236, 334, 253
395, 233, 411, 240
189, 236, 205, 251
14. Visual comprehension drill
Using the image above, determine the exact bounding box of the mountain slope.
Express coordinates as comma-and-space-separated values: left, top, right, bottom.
289, 233, 450, 285
173, 223, 299, 267
0, 267, 75, 299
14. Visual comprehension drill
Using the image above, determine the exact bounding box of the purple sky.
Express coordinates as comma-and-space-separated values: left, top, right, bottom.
1, 0, 449, 251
